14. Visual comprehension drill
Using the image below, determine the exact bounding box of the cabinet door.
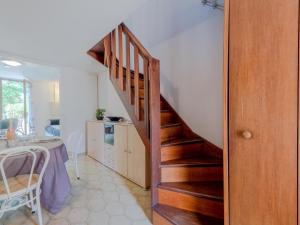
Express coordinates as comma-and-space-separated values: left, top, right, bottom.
87, 122, 98, 159
95, 122, 104, 163
127, 125, 146, 187
114, 125, 128, 176
104, 145, 114, 169
87, 122, 104, 163
228, 0, 298, 224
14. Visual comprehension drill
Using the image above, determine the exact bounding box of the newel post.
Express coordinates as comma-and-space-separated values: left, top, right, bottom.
149, 58, 160, 206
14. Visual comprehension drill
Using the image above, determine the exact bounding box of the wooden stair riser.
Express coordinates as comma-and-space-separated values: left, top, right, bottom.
161, 166, 223, 182
131, 87, 144, 97
161, 111, 176, 126
160, 125, 183, 142
161, 100, 168, 110
154, 204, 224, 225
130, 78, 144, 89
158, 182, 223, 201
126, 93, 145, 120
140, 98, 145, 107
119, 66, 145, 88
158, 188, 224, 219
161, 142, 206, 162
153, 211, 172, 225
112, 77, 145, 97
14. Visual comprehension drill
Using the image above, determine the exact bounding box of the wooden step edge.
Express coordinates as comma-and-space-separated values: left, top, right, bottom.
153, 204, 223, 225
161, 137, 204, 147
130, 86, 145, 90
161, 109, 171, 113
158, 182, 224, 201
153, 211, 173, 225
160, 158, 223, 168
161, 122, 182, 129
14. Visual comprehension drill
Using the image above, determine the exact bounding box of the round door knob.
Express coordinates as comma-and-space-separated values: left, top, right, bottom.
242, 130, 253, 139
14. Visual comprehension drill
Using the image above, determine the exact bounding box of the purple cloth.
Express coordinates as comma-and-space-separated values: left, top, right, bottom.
1, 144, 71, 214
40, 144, 71, 214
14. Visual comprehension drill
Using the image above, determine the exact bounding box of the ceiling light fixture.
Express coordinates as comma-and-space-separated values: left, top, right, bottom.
1, 60, 22, 67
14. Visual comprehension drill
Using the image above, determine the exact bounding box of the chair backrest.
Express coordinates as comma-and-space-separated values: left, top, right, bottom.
66, 130, 83, 155
0, 119, 18, 130
0, 146, 50, 198
0, 120, 9, 130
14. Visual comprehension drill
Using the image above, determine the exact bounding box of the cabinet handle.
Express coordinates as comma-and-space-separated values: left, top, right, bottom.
241, 130, 253, 139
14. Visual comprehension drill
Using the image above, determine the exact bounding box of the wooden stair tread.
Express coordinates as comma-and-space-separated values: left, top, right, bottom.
154, 204, 223, 225
161, 137, 204, 147
158, 182, 223, 201
161, 122, 182, 128
161, 157, 223, 167
130, 86, 144, 90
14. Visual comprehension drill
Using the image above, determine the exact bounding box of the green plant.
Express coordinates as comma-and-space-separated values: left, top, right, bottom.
96, 108, 105, 118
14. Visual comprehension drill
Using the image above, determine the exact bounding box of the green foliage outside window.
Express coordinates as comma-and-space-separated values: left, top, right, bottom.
2, 80, 24, 119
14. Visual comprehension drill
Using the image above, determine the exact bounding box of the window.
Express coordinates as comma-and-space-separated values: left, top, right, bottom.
0, 78, 33, 135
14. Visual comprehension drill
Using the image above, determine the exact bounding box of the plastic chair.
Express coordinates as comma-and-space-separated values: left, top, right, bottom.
0, 146, 50, 225
66, 131, 83, 179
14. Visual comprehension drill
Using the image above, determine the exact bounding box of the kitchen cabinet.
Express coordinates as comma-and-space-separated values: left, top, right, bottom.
105, 145, 116, 170
127, 125, 148, 187
86, 121, 149, 188
114, 125, 128, 177
113, 124, 149, 188
86, 121, 104, 163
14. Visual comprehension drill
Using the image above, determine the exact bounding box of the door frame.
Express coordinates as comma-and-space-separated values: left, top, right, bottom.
223, 0, 229, 224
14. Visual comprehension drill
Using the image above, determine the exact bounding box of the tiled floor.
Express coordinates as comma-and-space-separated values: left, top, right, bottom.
0, 156, 152, 225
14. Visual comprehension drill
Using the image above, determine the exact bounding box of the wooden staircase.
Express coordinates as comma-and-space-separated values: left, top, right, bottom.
88, 23, 224, 225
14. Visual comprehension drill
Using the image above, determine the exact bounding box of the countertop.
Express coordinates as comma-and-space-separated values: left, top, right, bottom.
87, 119, 133, 126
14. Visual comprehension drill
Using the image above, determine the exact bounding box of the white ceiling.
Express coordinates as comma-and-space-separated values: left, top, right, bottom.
0, 57, 60, 81
0, 0, 147, 74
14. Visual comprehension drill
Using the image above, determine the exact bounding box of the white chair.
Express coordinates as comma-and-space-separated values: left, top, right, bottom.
66, 131, 83, 180
0, 146, 50, 225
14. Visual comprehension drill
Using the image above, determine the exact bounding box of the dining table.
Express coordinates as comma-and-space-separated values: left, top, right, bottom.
0, 137, 71, 214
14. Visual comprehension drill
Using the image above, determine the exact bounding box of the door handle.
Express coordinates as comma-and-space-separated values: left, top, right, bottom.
241, 130, 253, 139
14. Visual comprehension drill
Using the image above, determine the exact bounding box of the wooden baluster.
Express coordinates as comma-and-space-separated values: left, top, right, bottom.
143, 57, 149, 135
103, 34, 111, 67
118, 25, 124, 91
126, 34, 132, 104
111, 29, 117, 79
134, 46, 140, 120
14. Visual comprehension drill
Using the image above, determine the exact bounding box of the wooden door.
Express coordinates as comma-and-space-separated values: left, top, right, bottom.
228, 0, 299, 224
127, 125, 146, 187
114, 125, 128, 177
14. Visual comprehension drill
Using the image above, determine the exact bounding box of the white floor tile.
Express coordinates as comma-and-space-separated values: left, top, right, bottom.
0, 156, 152, 225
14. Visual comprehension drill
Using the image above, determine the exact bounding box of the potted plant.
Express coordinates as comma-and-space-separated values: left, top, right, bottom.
96, 108, 105, 120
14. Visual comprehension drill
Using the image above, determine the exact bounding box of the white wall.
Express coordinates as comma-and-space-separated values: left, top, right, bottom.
60, 67, 98, 153
98, 71, 130, 120
125, 0, 224, 147
31, 80, 59, 136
